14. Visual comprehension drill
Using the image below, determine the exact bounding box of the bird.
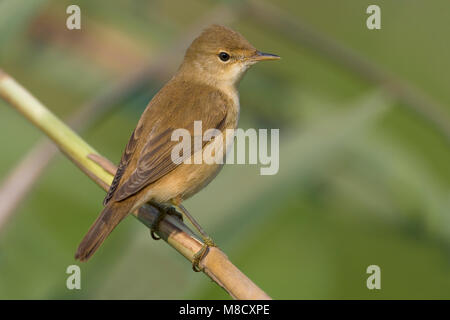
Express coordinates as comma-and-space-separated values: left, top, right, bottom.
75, 24, 280, 270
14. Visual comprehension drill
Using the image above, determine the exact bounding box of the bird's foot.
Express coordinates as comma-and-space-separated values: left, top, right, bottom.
150, 203, 183, 240
192, 236, 217, 272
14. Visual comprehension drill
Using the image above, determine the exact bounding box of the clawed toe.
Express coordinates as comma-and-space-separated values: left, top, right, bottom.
150, 230, 161, 240
192, 237, 217, 272
149, 203, 183, 241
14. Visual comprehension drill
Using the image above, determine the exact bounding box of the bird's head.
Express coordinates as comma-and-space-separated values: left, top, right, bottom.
180, 25, 280, 87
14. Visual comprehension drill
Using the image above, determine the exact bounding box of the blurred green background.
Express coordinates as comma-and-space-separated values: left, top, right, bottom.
1, 0, 449, 299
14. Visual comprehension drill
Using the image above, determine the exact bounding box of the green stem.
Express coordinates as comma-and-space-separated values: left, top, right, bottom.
0, 71, 113, 186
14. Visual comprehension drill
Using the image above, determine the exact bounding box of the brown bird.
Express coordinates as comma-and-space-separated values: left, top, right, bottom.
75, 24, 280, 269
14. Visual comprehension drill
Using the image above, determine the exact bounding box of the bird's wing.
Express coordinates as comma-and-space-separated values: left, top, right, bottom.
103, 125, 142, 206
106, 80, 229, 204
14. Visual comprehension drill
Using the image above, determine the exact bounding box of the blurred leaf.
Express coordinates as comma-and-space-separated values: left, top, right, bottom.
0, 0, 47, 49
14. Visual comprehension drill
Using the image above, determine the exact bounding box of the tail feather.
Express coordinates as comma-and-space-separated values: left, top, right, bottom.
75, 200, 133, 261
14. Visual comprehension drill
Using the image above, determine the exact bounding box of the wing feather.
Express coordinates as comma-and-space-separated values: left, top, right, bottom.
109, 81, 230, 203
103, 123, 143, 205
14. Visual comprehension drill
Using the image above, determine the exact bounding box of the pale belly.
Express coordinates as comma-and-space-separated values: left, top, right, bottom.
150, 161, 224, 203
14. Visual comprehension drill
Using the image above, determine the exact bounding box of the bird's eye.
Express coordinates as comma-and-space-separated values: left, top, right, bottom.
218, 52, 230, 62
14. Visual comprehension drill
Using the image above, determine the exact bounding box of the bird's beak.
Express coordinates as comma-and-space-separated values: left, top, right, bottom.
250, 51, 281, 61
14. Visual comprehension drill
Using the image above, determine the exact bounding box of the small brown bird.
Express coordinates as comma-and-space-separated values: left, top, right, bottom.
75, 24, 279, 268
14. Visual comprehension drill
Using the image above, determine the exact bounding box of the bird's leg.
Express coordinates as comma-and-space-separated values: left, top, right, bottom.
174, 203, 217, 272
149, 201, 183, 240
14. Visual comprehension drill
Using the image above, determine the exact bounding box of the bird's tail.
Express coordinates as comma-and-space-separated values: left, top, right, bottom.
75, 198, 134, 262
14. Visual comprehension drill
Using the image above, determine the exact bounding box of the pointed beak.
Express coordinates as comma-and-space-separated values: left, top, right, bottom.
250, 51, 281, 61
